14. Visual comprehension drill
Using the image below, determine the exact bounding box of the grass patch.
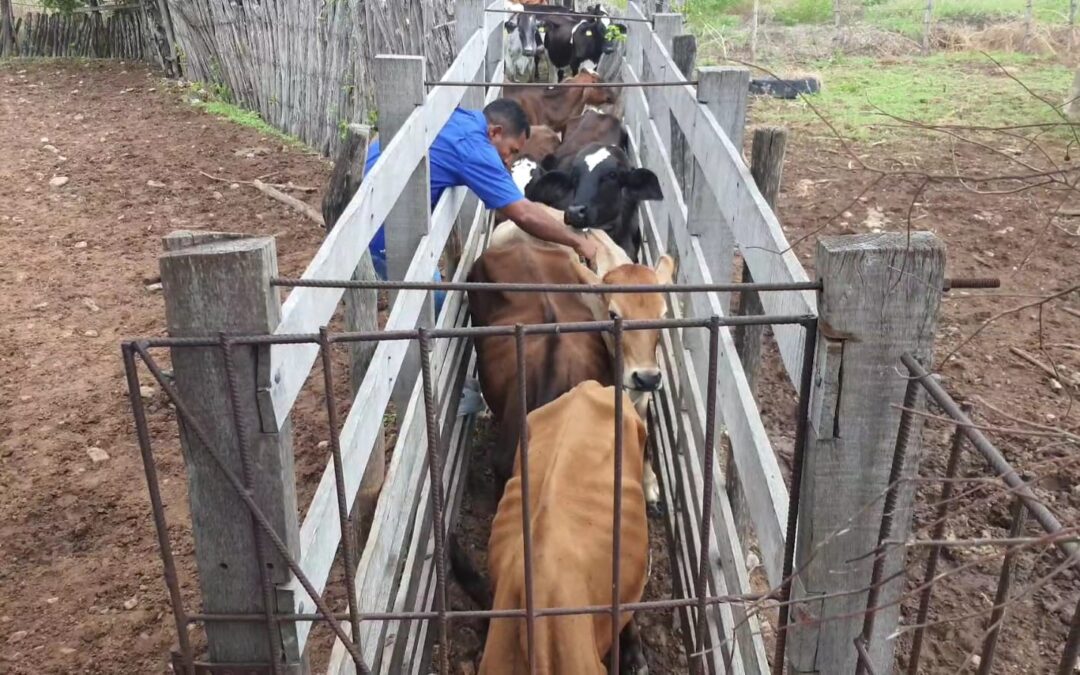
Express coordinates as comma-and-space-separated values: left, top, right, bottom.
749, 52, 1075, 141
188, 92, 304, 147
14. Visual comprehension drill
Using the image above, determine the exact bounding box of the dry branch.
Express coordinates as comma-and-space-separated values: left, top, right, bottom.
251, 180, 324, 226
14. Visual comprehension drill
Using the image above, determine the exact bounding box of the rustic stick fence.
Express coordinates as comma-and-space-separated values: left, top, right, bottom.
124, 1, 1079, 674
2, 5, 147, 59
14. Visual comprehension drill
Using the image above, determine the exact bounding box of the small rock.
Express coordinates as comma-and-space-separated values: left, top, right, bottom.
123, 597, 139, 611
46, 597, 59, 605
971, 655, 981, 668
32, 302, 48, 310
746, 552, 760, 570
83, 330, 99, 338
145, 282, 163, 292
140, 386, 155, 399
82, 298, 101, 313
212, 191, 223, 200
59, 647, 76, 655
1051, 378, 1064, 391
235, 146, 272, 157
49, 176, 70, 188
86, 447, 110, 463
42, 144, 59, 154
7, 630, 28, 644
19, 395, 31, 402
73, 113, 84, 121
73, 241, 88, 249
229, 183, 240, 190
147, 180, 166, 188
317, 440, 330, 449
40, 137, 49, 143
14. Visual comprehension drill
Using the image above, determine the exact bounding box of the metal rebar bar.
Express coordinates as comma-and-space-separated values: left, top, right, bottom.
771, 321, 819, 675
854, 637, 880, 675
220, 334, 283, 675
977, 498, 1028, 675
693, 316, 722, 674
610, 317, 626, 675
317, 328, 364, 662
483, 6, 653, 22
269, 277, 824, 293
123, 345, 195, 675
132, 314, 818, 349
902, 353, 1078, 561
854, 376, 922, 675
907, 403, 971, 675
942, 277, 1001, 290
418, 328, 450, 675
514, 324, 538, 675
432, 80, 696, 88
1058, 593, 1080, 675
132, 343, 370, 667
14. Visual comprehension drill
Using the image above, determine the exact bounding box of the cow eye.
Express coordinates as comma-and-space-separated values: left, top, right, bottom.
609, 310, 620, 320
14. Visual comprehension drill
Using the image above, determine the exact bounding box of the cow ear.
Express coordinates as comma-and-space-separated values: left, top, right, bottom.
654, 254, 675, 285
540, 153, 559, 172
525, 170, 574, 209
504, 20, 516, 33
620, 169, 663, 201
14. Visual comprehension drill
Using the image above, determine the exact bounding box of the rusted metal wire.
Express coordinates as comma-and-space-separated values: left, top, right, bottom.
694, 316, 721, 673
483, 6, 653, 22
1059, 594, 1080, 675
133, 313, 817, 349
122, 345, 195, 675
418, 328, 451, 675
131, 344, 370, 666
317, 328, 365, 665
771, 321, 819, 675
269, 277, 823, 293
942, 277, 1001, 290
220, 334, 284, 675
902, 353, 1078, 561
977, 497, 1027, 675
514, 324, 538, 674
855, 375, 922, 675
907, 402, 971, 675
609, 317, 625, 675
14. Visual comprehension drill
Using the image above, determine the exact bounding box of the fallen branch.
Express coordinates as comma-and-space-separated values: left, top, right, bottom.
1062, 307, 1080, 320
1010, 346, 1058, 379
252, 179, 324, 226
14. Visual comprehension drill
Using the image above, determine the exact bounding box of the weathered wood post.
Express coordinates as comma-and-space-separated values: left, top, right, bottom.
788, 232, 946, 674
650, 13, 681, 154
687, 66, 749, 313
159, 231, 306, 671
375, 54, 433, 411
670, 33, 697, 199
449, 0, 485, 277
728, 126, 787, 556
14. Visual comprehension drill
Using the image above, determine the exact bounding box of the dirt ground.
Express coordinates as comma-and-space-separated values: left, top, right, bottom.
1, 58, 1078, 675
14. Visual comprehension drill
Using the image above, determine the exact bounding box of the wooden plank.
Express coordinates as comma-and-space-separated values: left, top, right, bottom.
632, 30, 816, 392
324, 201, 488, 675
649, 13, 681, 154
789, 233, 946, 674
267, 28, 490, 428
158, 234, 305, 668
670, 34, 697, 200
288, 188, 469, 654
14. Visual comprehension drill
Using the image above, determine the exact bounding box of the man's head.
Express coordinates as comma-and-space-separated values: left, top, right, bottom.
484, 99, 531, 168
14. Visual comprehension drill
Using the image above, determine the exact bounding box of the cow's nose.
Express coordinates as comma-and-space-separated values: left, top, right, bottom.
523, 47, 537, 56
565, 205, 588, 228
631, 369, 663, 392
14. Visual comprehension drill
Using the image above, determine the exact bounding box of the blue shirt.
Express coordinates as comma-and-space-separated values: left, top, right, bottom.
365, 107, 524, 213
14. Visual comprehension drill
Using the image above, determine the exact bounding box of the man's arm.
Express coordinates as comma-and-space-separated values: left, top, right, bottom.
498, 199, 598, 262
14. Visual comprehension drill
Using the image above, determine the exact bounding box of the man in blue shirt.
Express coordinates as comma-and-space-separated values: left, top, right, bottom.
364, 99, 598, 288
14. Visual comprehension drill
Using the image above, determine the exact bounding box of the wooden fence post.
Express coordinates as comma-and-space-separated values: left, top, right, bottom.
670, 33, 697, 199
727, 126, 787, 559
0, 0, 15, 57
159, 232, 307, 670
375, 54, 433, 412
450, 0, 485, 277
788, 232, 946, 674
686, 66, 749, 313
650, 13, 681, 154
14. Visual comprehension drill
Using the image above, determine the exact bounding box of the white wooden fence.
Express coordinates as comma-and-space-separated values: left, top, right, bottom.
158, 1, 947, 673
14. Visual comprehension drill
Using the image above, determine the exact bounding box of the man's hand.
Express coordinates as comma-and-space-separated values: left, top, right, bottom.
573, 234, 598, 268
499, 199, 599, 261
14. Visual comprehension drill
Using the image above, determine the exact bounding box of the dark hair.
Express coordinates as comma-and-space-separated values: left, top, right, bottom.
484, 99, 531, 139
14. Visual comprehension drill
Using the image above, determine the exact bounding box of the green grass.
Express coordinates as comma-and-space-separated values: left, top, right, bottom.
748, 52, 1075, 140
189, 95, 304, 147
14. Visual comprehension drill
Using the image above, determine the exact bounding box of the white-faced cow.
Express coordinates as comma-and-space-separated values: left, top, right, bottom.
527, 143, 662, 261
503, 4, 549, 83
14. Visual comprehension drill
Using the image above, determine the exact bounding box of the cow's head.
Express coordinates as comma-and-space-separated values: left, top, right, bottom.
527, 144, 662, 234
569, 9, 628, 61
572, 231, 676, 414
504, 9, 546, 58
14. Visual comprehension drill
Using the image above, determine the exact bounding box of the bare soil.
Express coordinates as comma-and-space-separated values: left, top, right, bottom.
1, 59, 1077, 675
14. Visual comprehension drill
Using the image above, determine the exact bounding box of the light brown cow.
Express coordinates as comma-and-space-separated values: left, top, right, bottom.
467, 227, 673, 506
478, 380, 650, 675
503, 69, 616, 134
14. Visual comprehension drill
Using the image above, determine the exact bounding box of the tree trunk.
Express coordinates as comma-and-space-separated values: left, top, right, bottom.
1066, 69, 1080, 121
922, 0, 933, 53
750, 0, 759, 60
0, 0, 16, 57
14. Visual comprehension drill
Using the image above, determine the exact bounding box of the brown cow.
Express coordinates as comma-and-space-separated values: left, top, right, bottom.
503, 69, 616, 134
466, 227, 673, 507
478, 381, 650, 675
545, 109, 627, 171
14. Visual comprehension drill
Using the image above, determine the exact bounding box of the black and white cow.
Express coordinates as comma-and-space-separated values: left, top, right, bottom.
503, 5, 549, 83
533, 4, 627, 81
526, 143, 662, 261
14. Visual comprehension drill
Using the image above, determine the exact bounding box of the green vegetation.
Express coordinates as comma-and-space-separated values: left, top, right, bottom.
188, 95, 302, 146
746, 52, 1074, 140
